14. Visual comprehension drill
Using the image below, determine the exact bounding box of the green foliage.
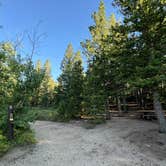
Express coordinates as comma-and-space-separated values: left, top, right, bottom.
0, 0, 166, 157
0, 42, 45, 155
114, 0, 166, 89
15, 130, 36, 145
0, 131, 10, 156
14, 107, 35, 130
82, 1, 118, 116
81, 0, 166, 120
56, 44, 84, 121
56, 101, 72, 122
34, 60, 56, 107
88, 118, 106, 125
28, 108, 58, 121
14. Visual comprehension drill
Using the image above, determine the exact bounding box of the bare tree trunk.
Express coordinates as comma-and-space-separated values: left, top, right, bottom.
122, 96, 127, 112
137, 89, 142, 108
153, 90, 166, 133
136, 91, 139, 108
139, 88, 145, 109
105, 99, 111, 120
117, 96, 122, 116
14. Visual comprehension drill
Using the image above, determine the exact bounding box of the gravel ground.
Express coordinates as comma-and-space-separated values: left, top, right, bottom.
0, 118, 166, 166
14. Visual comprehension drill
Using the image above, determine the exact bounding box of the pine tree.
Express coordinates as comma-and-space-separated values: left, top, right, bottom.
40, 60, 55, 107
36, 60, 42, 72
57, 45, 84, 120
82, 1, 121, 117
114, 0, 166, 132
57, 44, 75, 120
90, 0, 109, 44
44, 60, 51, 76
70, 51, 84, 117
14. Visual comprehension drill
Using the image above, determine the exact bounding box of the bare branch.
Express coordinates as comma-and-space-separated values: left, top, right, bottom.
27, 21, 47, 60
12, 32, 25, 52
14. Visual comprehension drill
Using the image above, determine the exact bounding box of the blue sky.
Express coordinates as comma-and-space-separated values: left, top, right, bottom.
0, 0, 120, 80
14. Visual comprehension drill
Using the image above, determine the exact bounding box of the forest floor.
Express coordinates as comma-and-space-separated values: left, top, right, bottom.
0, 118, 166, 166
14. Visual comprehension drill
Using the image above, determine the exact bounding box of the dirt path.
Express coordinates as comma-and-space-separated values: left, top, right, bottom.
0, 118, 166, 166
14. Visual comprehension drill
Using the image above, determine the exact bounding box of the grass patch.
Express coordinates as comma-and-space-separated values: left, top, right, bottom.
15, 129, 37, 145
28, 107, 58, 121
0, 129, 36, 157
0, 131, 10, 157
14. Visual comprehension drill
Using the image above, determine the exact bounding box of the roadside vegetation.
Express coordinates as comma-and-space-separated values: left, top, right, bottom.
0, 0, 165, 156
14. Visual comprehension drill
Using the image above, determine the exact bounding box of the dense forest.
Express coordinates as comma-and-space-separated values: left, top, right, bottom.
0, 0, 165, 156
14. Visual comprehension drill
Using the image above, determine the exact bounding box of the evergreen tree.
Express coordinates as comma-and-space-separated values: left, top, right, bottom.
36, 60, 42, 72
39, 60, 56, 107
70, 51, 84, 117
57, 45, 84, 120
90, 0, 109, 44
82, 1, 120, 116
114, 0, 166, 132
57, 44, 75, 120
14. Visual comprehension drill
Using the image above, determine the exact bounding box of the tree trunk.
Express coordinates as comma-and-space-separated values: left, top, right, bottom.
117, 96, 122, 116
136, 91, 139, 107
137, 89, 142, 108
153, 90, 166, 133
122, 96, 127, 112
139, 88, 145, 109
105, 99, 111, 120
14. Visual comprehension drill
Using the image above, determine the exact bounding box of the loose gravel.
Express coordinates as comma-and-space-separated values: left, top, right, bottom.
0, 118, 166, 166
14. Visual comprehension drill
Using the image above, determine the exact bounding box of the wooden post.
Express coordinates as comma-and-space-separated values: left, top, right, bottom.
8, 105, 14, 140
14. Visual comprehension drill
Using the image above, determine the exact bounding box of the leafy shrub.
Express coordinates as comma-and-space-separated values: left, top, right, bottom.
15, 130, 36, 145
0, 131, 10, 156
0, 106, 8, 133
0, 106, 37, 156
14, 107, 36, 130
56, 102, 72, 122
28, 107, 58, 121
37, 110, 57, 121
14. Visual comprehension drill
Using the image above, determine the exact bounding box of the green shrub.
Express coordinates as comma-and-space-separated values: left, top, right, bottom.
15, 130, 36, 145
28, 107, 59, 121
56, 102, 72, 122
0, 128, 36, 156
0, 106, 8, 133
0, 131, 10, 156
37, 110, 56, 121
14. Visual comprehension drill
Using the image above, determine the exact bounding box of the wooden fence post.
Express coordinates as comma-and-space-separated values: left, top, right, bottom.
8, 105, 14, 140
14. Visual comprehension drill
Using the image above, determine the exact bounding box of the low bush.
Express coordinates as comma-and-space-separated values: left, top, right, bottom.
28, 107, 59, 121
56, 102, 72, 122
0, 129, 36, 157
0, 131, 10, 156
15, 129, 36, 145
0, 106, 37, 157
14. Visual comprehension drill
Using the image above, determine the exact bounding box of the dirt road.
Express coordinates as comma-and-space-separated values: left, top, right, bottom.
0, 118, 166, 166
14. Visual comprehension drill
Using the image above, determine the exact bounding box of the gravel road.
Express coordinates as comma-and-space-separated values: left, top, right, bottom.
0, 118, 166, 166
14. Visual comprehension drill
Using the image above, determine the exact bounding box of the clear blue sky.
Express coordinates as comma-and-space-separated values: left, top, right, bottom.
0, 0, 120, 80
